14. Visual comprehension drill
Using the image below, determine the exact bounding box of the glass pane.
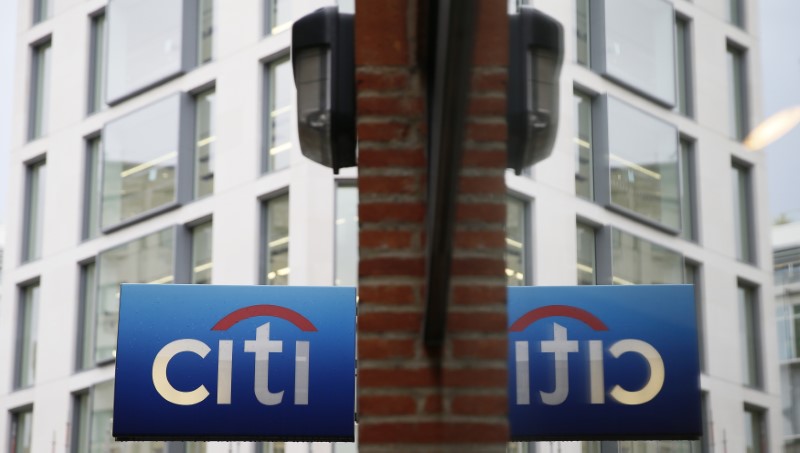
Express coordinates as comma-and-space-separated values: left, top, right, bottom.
198, 0, 213, 64
11, 410, 33, 453
728, 0, 743, 27
685, 262, 704, 372
675, 17, 691, 117
574, 91, 593, 200
268, 58, 293, 172
89, 14, 106, 114
102, 95, 180, 229
265, 194, 290, 285
96, 228, 174, 363
335, 186, 358, 287
732, 163, 753, 263
195, 89, 216, 198
607, 97, 680, 230
602, 0, 675, 105
576, 223, 596, 285
30, 41, 51, 139
679, 138, 695, 241
106, 0, 184, 103
73, 393, 90, 453
192, 221, 213, 284
33, 0, 51, 23
17, 284, 40, 388
744, 409, 765, 453
270, 0, 292, 34
24, 161, 46, 261
84, 137, 102, 240
79, 262, 97, 370
727, 47, 747, 140
506, 197, 526, 286
611, 228, 683, 285
90, 381, 166, 453
575, 0, 590, 66
739, 285, 760, 387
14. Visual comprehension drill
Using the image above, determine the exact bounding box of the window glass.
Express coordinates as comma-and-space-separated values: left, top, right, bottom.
739, 284, 761, 387
72, 392, 90, 453
16, 283, 40, 388
195, 89, 216, 198
88, 13, 106, 114
611, 228, 683, 285
268, 0, 292, 34
102, 94, 181, 229
675, 16, 692, 117
266, 58, 293, 172
576, 223, 596, 285
29, 40, 51, 140
727, 45, 747, 141
732, 162, 754, 263
10, 409, 33, 453
686, 261, 704, 372
77, 262, 96, 370
574, 90, 593, 200
264, 194, 289, 285
599, 0, 675, 105
198, 0, 213, 64
728, 0, 744, 28
96, 228, 174, 363
506, 196, 527, 286
575, 0, 590, 66
90, 381, 165, 452
191, 221, 213, 284
257, 442, 286, 453
606, 97, 680, 230
335, 185, 358, 287
84, 137, 102, 240
679, 138, 696, 241
33, 0, 51, 23
106, 0, 185, 103
744, 407, 767, 453
23, 160, 46, 262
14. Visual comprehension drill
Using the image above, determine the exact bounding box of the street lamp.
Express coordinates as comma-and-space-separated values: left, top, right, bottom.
744, 106, 800, 151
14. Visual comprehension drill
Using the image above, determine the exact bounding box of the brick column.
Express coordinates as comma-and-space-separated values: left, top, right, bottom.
356, 0, 509, 450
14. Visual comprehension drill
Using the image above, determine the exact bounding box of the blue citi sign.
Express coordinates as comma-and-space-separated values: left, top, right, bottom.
508, 285, 701, 440
113, 285, 356, 441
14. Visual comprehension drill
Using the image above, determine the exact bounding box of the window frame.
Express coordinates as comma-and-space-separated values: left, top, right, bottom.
187, 216, 214, 285
576, 219, 599, 285
334, 181, 358, 287
679, 135, 698, 242
9, 405, 34, 453
260, 191, 290, 285
674, 13, 695, 118
594, 225, 684, 286
14, 279, 41, 390
87, 9, 106, 115
262, 53, 293, 174
685, 259, 705, 373
738, 280, 763, 389
82, 134, 102, 241
727, 42, 749, 141
75, 259, 97, 371
573, 87, 595, 201
21, 156, 46, 263
732, 158, 756, 264
192, 84, 216, 200
265, 0, 292, 35
744, 404, 768, 453
506, 194, 532, 286
28, 37, 51, 141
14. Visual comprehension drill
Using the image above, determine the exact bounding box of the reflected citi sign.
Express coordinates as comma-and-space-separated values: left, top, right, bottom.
508, 285, 701, 441
113, 285, 355, 441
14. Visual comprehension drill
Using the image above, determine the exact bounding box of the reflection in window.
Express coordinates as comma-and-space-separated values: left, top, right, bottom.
739, 283, 761, 388
611, 228, 683, 285
574, 90, 593, 200
10, 409, 33, 453
195, 89, 216, 198
102, 95, 181, 229
29, 40, 51, 140
727, 44, 748, 141
335, 186, 358, 287
83, 137, 102, 240
265, 58, 293, 172
267, 0, 291, 34
744, 407, 767, 453
191, 221, 213, 284
88, 12, 106, 114
675, 16, 693, 117
506, 197, 527, 286
732, 161, 754, 263
605, 97, 680, 230
23, 159, 46, 262
77, 262, 96, 370
96, 228, 174, 363
263, 194, 289, 285
576, 223, 595, 285
16, 283, 40, 388
90, 381, 166, 452
575, 0, 590, 67
679, 138, 696, 241
198, 0, 213, 64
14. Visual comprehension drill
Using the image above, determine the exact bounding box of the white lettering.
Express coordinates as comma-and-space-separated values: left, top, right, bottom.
540, 323, 579, 405
152, 339, 211, 406
608, 339, 665, 405
244, 322, 285, 405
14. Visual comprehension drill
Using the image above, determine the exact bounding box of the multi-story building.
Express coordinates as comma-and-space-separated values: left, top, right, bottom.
775, 222, 800, 452
0, 0, 779, 452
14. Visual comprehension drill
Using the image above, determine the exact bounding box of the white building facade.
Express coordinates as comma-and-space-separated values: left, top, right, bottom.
0, 0, 779, 452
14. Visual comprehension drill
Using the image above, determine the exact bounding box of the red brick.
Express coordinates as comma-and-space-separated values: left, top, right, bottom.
358, 338, 416, 359
472, 71, 507, 92
359, 367, 438, 388
472, 0, 509, 66
462, 149, 507, 168
358, 121, 412, 142
452, 338, 507, 360
355, 0, 409, 66
469, 97, 506, 116
443, 368, 507, 388
452, 285, 506, 305
451, 395, 507, 416
454, 230, 505, 249
423, 394, 443, 414
448, 312, 506, 333
360, 202, 425, 223
359, 257, 425, 277
359, 148, 426, 168
359, 96, 424, 116
359, 422, 508, 443
359, 175, 420, 195
357, 71, 410, 91
451, 257, 506, 276
359, 312, 422, 333
458, 176, 506, 194
467, 122, 507, 142
360, 230, 414, 250
359, 395, 417, 416
455, 203, 505, 223
359, 284, 417, 305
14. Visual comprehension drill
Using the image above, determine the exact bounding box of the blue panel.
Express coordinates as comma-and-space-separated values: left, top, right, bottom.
113, 285, 356, 441
508, 285, 701, 441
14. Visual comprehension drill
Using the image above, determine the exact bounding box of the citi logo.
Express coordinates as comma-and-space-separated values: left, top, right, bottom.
152, 305, 315, 407
511, 305, 665, 407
